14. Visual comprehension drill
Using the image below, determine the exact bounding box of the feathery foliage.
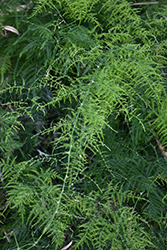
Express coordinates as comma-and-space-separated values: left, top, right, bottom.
0, 0, 167, 249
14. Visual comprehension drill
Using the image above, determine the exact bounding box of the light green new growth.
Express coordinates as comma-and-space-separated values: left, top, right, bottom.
0, 0, 167, 249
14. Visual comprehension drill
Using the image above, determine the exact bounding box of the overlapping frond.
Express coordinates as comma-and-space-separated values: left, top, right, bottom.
1, 0, 167, 249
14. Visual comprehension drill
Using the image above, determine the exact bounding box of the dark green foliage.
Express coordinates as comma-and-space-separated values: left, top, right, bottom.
1, 0, 167, 249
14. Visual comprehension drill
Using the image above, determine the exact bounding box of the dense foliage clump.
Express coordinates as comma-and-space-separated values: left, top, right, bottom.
0, 0, 167, 249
